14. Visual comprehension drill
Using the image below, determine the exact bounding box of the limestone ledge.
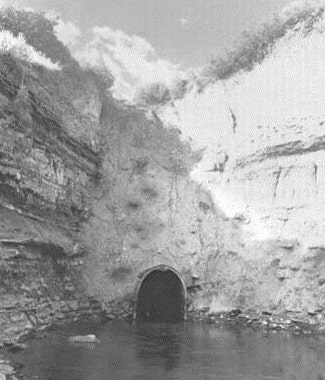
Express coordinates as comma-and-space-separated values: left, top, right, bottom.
0, 55, 101, 222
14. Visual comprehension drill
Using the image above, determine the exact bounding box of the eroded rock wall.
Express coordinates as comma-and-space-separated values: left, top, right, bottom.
5, 13, 325, 325
0, 54, 105, 341
0, 55, 101, 224
0, 50, 237, 328
81, 99, 236, 309
0, 209, 101, 345
158, 16, 325, 314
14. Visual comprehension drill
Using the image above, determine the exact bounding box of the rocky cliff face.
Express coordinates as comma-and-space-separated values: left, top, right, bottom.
158, 12, 325, 314
0, 44, 237, 338
0, 53, 105, 345
0, 55, 101, 223
3, 6, 325, 343
80, 98, 238, 311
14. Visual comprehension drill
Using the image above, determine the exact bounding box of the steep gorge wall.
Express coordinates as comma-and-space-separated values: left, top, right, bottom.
0, 55, 101, 223
158, 15, 325, 314
4, 10, 325, 329
0, 48, 242, 335
0, 55, 104, 344
80, 99, 240, 311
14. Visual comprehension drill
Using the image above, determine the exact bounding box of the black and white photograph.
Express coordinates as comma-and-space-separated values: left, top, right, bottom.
0, 0, 325, 379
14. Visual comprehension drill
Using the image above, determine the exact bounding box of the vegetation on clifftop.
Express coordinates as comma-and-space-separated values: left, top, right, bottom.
0, 30, 61, 70
135, 82, 172, 107
200, 2, 325, 85
0, 6, 72, 66
135, 1, 325, 106
0, 6, 114, 113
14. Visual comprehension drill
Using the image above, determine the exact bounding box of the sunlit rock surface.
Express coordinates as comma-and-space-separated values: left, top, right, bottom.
68, 334, 100, 344
80, 97, 237, 309
158, 13, 325, 314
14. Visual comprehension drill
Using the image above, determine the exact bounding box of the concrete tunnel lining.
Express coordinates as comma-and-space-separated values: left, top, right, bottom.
135, 265, 187, 322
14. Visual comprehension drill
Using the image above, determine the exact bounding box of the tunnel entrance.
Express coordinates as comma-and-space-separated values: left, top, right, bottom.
136, 267, 186, 322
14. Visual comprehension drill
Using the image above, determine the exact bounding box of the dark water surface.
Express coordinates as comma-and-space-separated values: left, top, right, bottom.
11, 320, 325, 380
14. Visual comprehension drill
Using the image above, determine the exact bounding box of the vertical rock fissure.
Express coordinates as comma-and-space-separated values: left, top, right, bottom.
313, 163, 318, 194
229, 108, 237, 134
273, 169, 282, 199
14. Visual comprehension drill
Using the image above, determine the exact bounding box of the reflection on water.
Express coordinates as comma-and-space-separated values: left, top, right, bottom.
11, 320, 325, 380
135, 323, 183, 372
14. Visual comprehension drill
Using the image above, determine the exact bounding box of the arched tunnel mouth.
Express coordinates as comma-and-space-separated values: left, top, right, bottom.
136, 268, 186, 323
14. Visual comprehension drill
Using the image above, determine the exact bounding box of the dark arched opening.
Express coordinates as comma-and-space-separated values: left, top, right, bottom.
136, 268, 185, 322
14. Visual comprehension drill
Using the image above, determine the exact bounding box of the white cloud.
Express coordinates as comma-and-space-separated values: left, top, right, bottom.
54, 19, 81, 47
280, 0, 325, 20
42, 10, 82, 47
0, 3, 186, 103
179, 18, 189, 26
72, 26, 185, 102
0, 0, 34, 11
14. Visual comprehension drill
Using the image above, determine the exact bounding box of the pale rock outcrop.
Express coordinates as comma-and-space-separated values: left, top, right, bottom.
158, 12, 325, 313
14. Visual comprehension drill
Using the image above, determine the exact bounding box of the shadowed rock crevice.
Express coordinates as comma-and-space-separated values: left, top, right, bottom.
136, 269, 185, 322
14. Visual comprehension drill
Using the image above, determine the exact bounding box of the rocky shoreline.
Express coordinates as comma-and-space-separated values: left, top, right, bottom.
0, 295, 105, 380
3, 304, 325, 379
188, 308, 325, 335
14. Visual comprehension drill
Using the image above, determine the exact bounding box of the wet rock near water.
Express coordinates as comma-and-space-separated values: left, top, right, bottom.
0, 296, 104, 343
0, 292, 106, 380
68, 334, 100, 344
188, 308, 325, 335
103, 301, 135, 321
0, 355, 18, 380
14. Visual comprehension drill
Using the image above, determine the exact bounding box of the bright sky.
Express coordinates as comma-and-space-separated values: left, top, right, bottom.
11, 0, 294, 68
4, 0, 299, 101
